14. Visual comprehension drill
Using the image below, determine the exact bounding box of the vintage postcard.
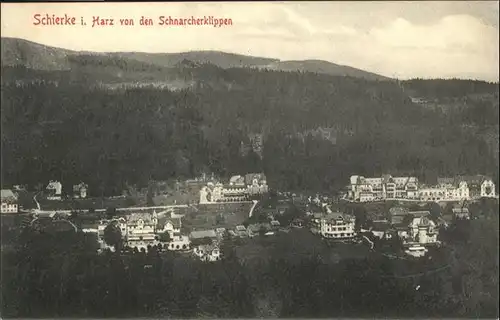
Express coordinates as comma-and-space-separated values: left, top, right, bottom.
1, 1, 499, 319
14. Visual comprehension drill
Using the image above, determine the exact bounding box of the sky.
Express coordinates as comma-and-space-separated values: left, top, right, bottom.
1, 1, 499, 81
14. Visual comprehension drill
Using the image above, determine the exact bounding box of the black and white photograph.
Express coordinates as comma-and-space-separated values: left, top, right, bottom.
1, 1, 499, 319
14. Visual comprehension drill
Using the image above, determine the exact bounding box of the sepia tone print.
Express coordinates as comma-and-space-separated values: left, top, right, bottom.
1, 1, 499, 319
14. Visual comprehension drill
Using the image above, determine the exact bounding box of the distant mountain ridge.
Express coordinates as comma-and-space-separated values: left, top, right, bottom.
259, 60, 388, 81
1, 37, 390, 81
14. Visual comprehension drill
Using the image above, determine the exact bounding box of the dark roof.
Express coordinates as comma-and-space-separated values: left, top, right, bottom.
325, 212, 344, 220
460, 175, 491, 184
437, 177, 456, 185
391, 213, 414, 225
438, 175, 492, 187
158, 217, 181, 230
408, 211, 430, 218
235, 230, 249, 237
190, 229, 217, 239
248, 224, 261, 232
389, 207, 409, 216
312, 212, 324, 220
323, 212, 354, 223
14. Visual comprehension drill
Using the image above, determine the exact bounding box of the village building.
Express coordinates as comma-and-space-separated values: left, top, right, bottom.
348, 175, 419, 202
452, 207, 470, 220
247, 224, 262, 237
46, 180, 63, 200
347, 174, 496, 203
166, 235, 191, 251
199, 173, 268, 204
193, 243, 221, 262
310, 212, 325, 230
419, 178, 470, 201
96, 211, 187, 252
158, 216, 190, 251
429, 175, 496, 201
1, 189, 19, 214
386, 208, 440, 257
319, 212, 356, 239
189, 229, 219, 260
410, 96, 428, 104
388, 206, 410, 223
270, 220, 281, 230
199, 182, 246, 203
189, 229, 218, 242
387, 209, 439, 245
157, 216, 182, 238
245, 173, 268, 195
72, 182, 88, 199
125, 214, 157, 250
406, 211, 439, 245
215, 227, 226, 234
234, 224, 249, 237
463, 175, 496, 198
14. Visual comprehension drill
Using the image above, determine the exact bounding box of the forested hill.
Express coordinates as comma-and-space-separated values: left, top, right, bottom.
2, 61, 499, 195
1, 38, 499, 195
402, 78, 499, 98
1, 37, 389, 81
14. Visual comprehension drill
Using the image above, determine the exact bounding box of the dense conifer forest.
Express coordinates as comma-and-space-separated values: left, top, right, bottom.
2, 65, 498, 195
